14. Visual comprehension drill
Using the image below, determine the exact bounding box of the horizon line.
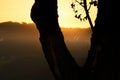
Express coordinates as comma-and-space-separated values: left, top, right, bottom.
0, 21, 90, 29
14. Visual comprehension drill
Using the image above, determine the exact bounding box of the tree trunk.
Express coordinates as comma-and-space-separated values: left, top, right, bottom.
85, 0, 120, 80
31, 0, 82, 80
31, 0, 120, 80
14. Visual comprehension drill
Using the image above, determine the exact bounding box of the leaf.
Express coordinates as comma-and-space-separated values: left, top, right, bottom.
89, 2, 94, 5
71, 3, 75, 8
85, 16, 88, 20
75, 10, 78, 13
75, 15, 78, 18
80, 2, 83, 5
77, 14, 81, 19
80, 18, 82, 21
94, 1, 98, 6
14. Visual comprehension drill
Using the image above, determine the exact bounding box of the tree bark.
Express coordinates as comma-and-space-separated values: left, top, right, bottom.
31, 0, 120, 80
31, 0, 82, 80
85, 0, 120, 80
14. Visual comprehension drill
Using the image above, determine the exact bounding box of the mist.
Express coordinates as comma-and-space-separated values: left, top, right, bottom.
0, 21, 92, 80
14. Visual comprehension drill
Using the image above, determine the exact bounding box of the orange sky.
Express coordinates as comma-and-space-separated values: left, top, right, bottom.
0, 0, 97, 28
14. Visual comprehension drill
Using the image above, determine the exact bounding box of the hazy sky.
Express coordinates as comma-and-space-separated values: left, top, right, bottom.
0, 0, 97, 28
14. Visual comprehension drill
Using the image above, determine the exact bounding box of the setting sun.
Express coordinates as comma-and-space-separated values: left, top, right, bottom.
0, 0, 97, 28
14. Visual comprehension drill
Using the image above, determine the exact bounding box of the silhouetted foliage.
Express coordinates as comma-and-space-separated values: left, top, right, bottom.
71, 0, 98, 31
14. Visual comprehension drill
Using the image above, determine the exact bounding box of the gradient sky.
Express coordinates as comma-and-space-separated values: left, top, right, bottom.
0, 0, 97, 28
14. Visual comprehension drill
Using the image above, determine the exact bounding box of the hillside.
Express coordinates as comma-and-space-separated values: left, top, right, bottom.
0, 21, 92, 80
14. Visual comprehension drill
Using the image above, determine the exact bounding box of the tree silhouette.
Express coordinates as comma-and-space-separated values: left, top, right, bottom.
71, 0, 98, 73
71, 0, 98, 31
88, 0, 120, 80
31, 0, 82, 80
31, 0, 120, 80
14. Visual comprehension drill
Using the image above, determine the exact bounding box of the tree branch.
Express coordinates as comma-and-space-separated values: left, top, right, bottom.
83, 0, 94, 31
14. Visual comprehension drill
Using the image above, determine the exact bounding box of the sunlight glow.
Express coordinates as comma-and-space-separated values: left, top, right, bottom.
0, 0, 34, 23
0, 0, 97, 28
